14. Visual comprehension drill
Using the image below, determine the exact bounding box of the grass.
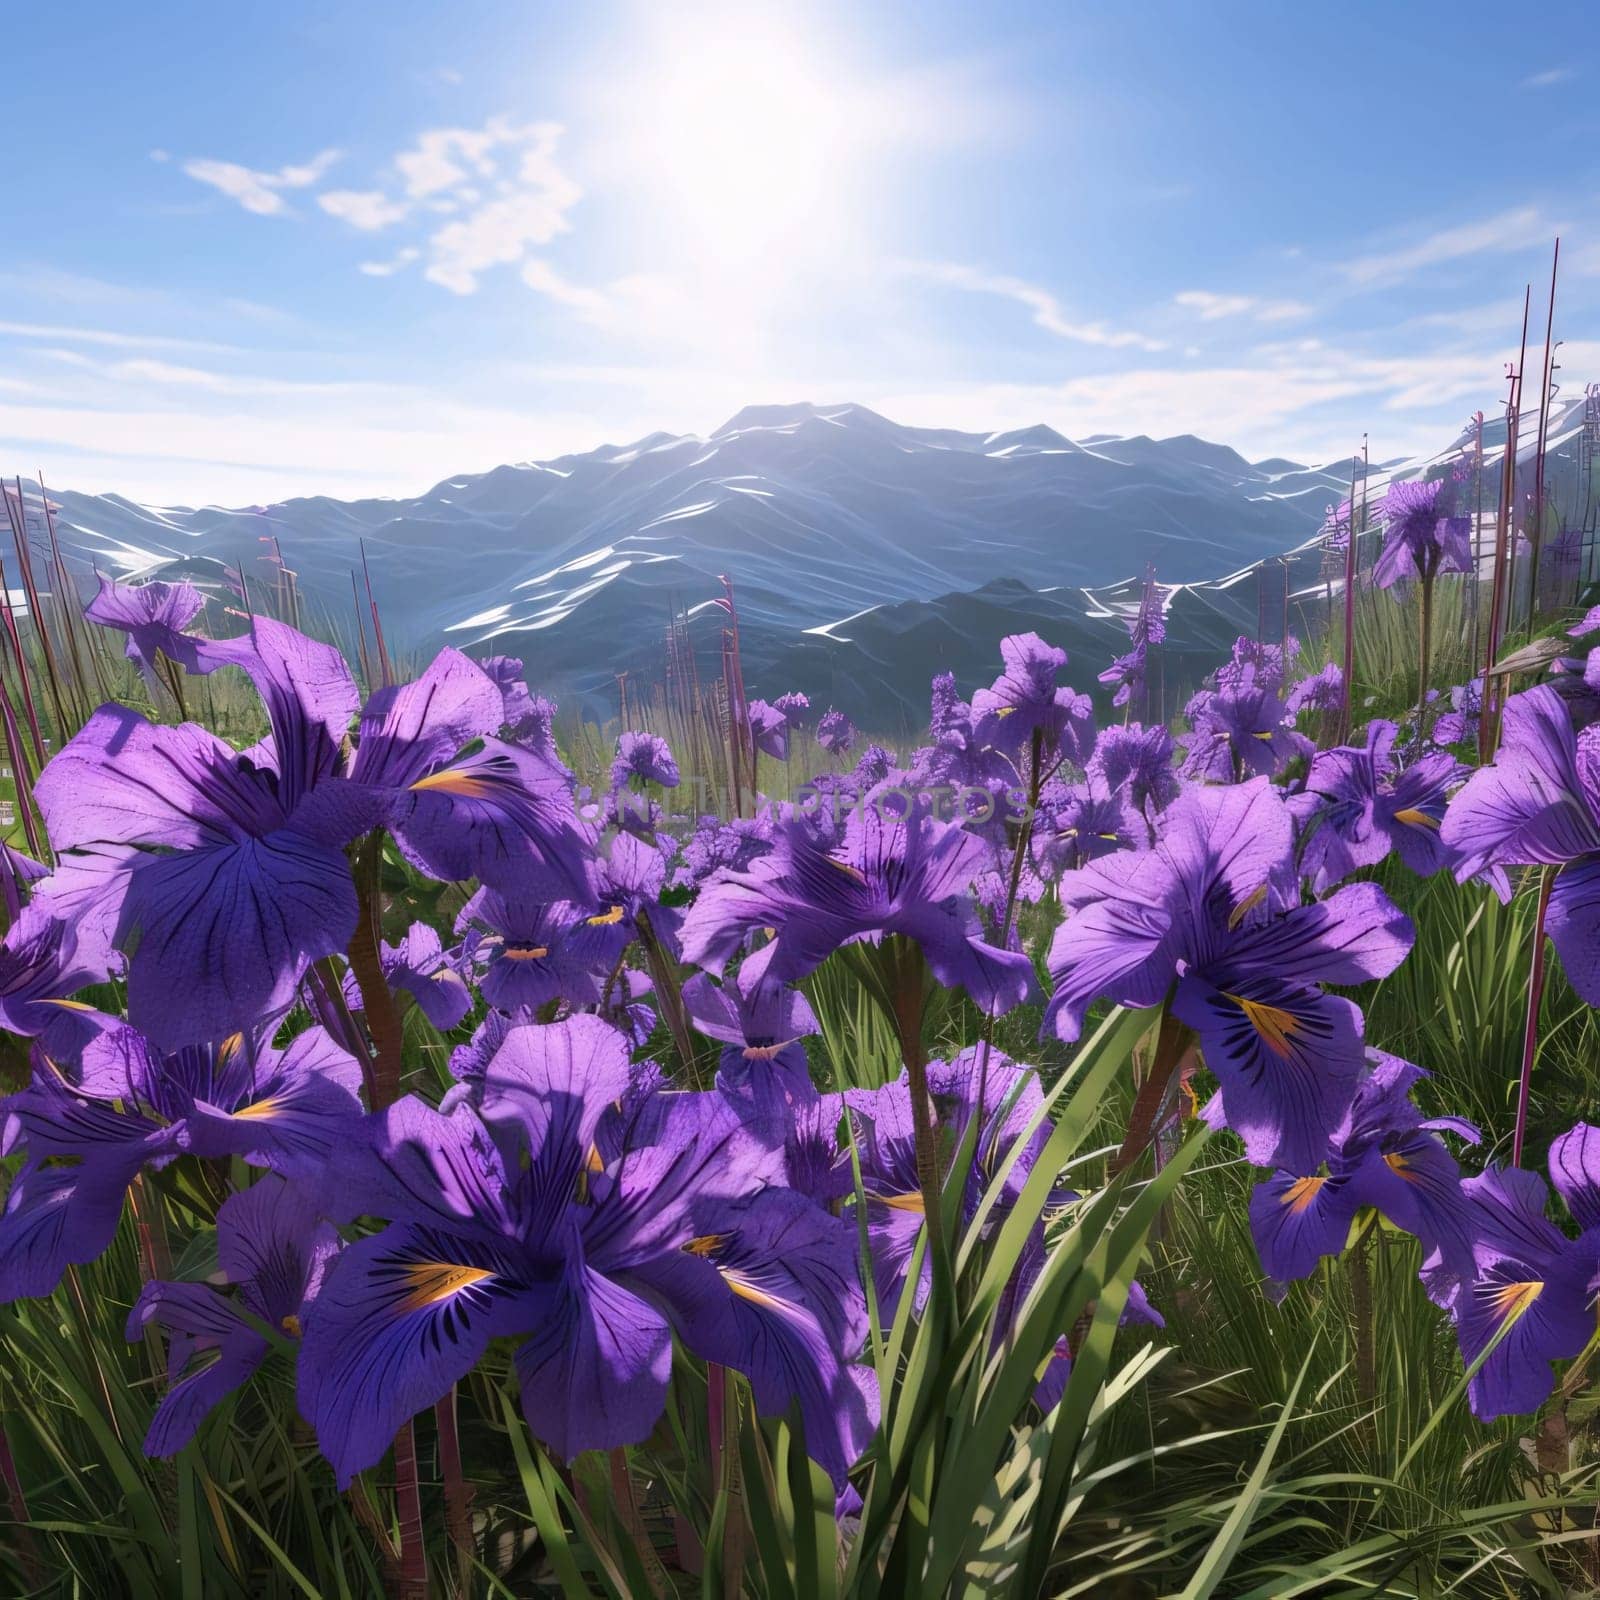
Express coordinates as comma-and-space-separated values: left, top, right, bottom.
5, 465, 1600, 1595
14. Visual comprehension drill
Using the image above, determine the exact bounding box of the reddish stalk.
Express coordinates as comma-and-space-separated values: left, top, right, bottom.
608, 1447, 669, 1595
0, 554, 46, 769
346, 834, 407, 1107
6, 480, 72, 742
349, 569, 375, 691
391, 1420, 428, 1600
1111, 1011, 1191, 1176
1526, 240, 1560, 631
1511, 865, 1558, 1168
360, 539, 394, 688
341, 831, 427, 1595
436, 1387, 475, 1594
1481, 313, 1527, 763
0, 1420, 41, 1590
37, 475, 99, 712
1338, 449, 1361, 742
0, 675, 43, 858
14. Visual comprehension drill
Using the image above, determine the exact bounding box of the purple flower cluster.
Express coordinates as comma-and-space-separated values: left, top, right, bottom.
9, 551, 1600, 1519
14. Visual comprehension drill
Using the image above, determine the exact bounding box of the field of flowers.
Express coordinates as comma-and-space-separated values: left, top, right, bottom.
1, 420, 1600, 1599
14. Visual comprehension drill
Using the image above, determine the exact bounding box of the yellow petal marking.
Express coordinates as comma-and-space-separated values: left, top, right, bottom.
1489, 1280, 1544, 1322
399, 1261, 495, 1311
1224, 992, 1299, 1057
410, 767, 492, 798
1280, 1175, 1326, 1213
1392, 808, 1440, 829
1227, 882, 1269, 930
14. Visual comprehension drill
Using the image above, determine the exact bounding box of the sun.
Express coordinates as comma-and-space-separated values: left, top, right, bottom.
612, 8, 866, 270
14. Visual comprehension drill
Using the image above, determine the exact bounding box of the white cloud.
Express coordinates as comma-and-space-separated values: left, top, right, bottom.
395, 123, 508, 198
0, 320, 246, 354
1175, 290, 1313, 323
191, 117, 590, 294
1341, 207, 1547, 285
180, 148, 342, 216
1520, 67, 1574, 89
1174, 290, 1254, 320
422, 125, 581, 294
318, 189, 411, 231
905, 262, 1166, 352
359, 248, 421, 278
521, 260, 611, 321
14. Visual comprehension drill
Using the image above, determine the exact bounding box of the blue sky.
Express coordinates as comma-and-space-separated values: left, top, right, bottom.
4, 0, 1598, 503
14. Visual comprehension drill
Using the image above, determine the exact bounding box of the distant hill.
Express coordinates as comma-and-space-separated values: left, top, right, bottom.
33, 396, 1593, 723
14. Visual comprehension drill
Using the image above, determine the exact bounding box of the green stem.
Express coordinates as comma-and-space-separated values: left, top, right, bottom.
1416, 561, 1437, 741
635, 906, 700, 1082
888, 941, 944, 1256
1348, 1216, 1377, 1419
1111, 1010, 1190, 1175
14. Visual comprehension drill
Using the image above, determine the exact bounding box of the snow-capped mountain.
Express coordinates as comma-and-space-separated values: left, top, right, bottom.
32, 397, 1593, 722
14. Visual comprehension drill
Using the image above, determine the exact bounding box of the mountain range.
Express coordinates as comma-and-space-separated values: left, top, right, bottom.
30, 397, 1594, 726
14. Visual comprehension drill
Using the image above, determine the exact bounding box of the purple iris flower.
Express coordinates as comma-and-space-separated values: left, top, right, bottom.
746, 699, 790, 761
455, 886, 616, 1014
0, 1025, 363, 1301
0, 902, 115, 1042
671, 813, 774, 891
816, 708, 856, 755
301, 1016, 875, 1489
0, 844, 46, 925
848, 1047, 1161, 1410
1441, 685, 1600, 1004
683, 966, 819, 1097
340, 921, 472, 1031
680, 791, 1039, 1017
1044, 779, 1413, 1171
773, 691, 811, 729
1431, 1138, 1600, 1420
683, 968, 846, 1200
481, 657, 563, 766
83, 573, 205, 692
127, 1174, 338, 1457
1372, 476, 1473, 589
973, 633, 1094, 764
1031, 779, 1143, 881
1293, 720, 1464, 892
1430, 679, 1483, 748
324, 647, 595, 902
1217, 636, 1299, 699
611, 731, 680, 790
1180, 666, 1311, 783
1285, 661, 1344, 719
1246, 1050, 1479, 1284
1087, 722, 1180, 819
38, 621, 591, 1047
907, 674, 1014, 813
1099, 567, 1168, 709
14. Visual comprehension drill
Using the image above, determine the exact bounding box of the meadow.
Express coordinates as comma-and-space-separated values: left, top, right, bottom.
1, 404, 1599, 1600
